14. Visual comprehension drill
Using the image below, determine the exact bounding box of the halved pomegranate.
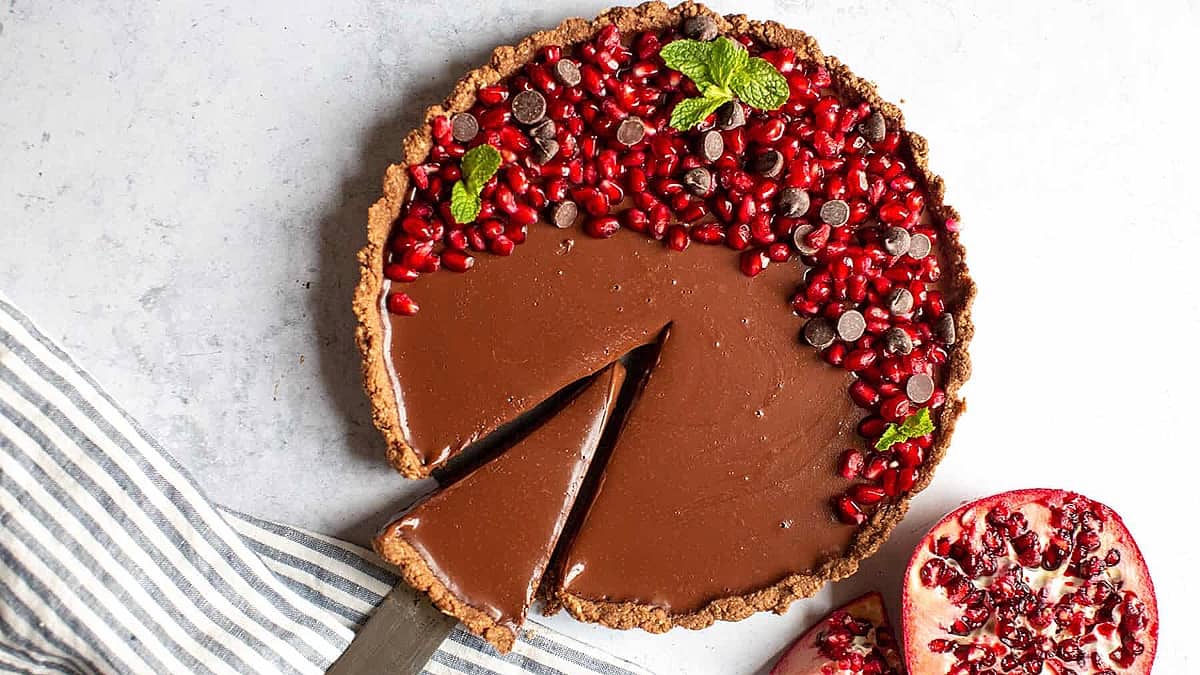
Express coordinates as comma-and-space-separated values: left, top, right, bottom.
771, 592, 904, 674
903, 489, 1158, 674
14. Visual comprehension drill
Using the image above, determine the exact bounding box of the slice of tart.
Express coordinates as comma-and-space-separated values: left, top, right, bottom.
373, 363, 625, 652
356, 1, 975, 637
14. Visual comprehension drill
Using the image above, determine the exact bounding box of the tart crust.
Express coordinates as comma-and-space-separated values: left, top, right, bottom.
353, 0, 976, 634
373, 534, 519, 652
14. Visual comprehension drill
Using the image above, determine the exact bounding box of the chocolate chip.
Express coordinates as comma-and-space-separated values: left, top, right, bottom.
531, 137, 560, 164
836, 310, 866, 342
803, 318, 836, 349
682, 15, 719, 41
791, 224, 818, 255
529, 118, 557, 140
860, 111, 886, 143
553, 59, 582, 87
906, 373, 934, 404
751, 150, 784, 178
698, 130, 724, 162
715, 101, 746, 130
683, 167, 712, 196
885, 288, 914, 315
933, 313, 957, 345
550, 201, 578, 229
778, 188, 811, 219
819, 199, 850, 227
882, 327, 913, 355
881, 226, 911, 257
450, 112, 479, 143
511, 90, 547, 125
907, 233, 932, 259
615, 117, 646, 146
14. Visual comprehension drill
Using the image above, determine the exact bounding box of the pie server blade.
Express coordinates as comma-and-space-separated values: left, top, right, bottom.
326, 583, 457, 675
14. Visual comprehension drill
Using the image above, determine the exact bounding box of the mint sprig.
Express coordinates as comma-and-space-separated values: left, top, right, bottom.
448, 144, 501, 224
874, 408, 935, 452
660, 36, 789, 130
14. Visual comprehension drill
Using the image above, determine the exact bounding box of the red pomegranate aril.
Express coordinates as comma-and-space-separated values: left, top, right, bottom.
386, 292, 419, 316
489, 235, 515, 256
851, 484, 887, 505
878, 201, 910, 224
894, 441, 923, 468
823, 342, 847, 367
585, 215, 620, 239
690, 223, 725, 245
748, 117, 786, 144
881, 469, 901, 498
679, 202, 708, 223
838, 449, 865, 480
384, 263, 419, 283
849, 380, 880, 408
862, 454, 888, 481
479, 219, 504, 239
440, 249, 474, 272
844, 348, 878, 372
477, 85, 507, 105
835, 496, 867, 525
740, 249, 770, 277
666, 224, 689, 251
619, 208, 648, 233
880, 395, 911, 422
765, 242, 791, 262
626, 166, 648, 192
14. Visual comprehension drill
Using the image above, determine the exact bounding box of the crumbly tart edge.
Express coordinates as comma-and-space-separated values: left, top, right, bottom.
373, 529, 519, 652
353, 0, 976, 634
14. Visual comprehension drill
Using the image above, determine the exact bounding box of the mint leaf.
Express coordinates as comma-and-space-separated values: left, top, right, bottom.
874, 424, 907, 452
462, 144, 501, 193
874, 408, 935, 452
660, 39, 715, 91
900, 407, 935, 437
669, 92, 729, 131
731, 57, 789, 110
449, 180, 481, 225
707, 37, 748, 88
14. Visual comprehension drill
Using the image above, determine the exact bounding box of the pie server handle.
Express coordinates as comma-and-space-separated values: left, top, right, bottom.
326, 583, 458, 675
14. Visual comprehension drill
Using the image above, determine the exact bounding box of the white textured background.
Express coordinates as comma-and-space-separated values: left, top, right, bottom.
2, 1, 1197, 673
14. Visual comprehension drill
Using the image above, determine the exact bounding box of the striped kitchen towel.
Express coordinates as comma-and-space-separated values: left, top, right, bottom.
0, 293, 651, 675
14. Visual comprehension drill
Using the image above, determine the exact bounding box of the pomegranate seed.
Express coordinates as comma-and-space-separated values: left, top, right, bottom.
585, 215, 621, 239
844, 348, 877, 372
849, 380, 880, 408
384, 263, 419, 283
838, 449, 865, 479
666, 225, 689, 251
851, 484, 887, 505
740, 250, 769, 277
476, 85, 507, 105
880, 395, 911, 422
386, 292, 419, 316
862, 455, 888, 481
690, 223, 725, 245
441, 250, 474, 272
489, 235, 515, 256
836, 496, 866, 525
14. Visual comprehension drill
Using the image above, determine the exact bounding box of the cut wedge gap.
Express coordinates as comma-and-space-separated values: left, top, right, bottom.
431, 371, 594, 489
539, 326, 671, 613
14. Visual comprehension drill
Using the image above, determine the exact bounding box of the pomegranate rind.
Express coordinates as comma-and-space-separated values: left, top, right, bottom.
901, 488, 1158, 674
771, 592, 903, 675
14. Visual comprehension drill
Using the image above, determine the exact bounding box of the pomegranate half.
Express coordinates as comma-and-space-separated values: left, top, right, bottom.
902, 489, 1158, 674
771, 592, 904, 674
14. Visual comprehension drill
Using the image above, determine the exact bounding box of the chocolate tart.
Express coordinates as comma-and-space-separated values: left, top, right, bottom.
374, 364, 625, 652
355, 1, 975, 646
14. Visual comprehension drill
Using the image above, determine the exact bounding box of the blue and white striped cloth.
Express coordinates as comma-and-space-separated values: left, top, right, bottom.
0, 293, 651, 675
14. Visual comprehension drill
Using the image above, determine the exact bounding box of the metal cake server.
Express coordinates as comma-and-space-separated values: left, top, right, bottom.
326, 583, 457, 675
